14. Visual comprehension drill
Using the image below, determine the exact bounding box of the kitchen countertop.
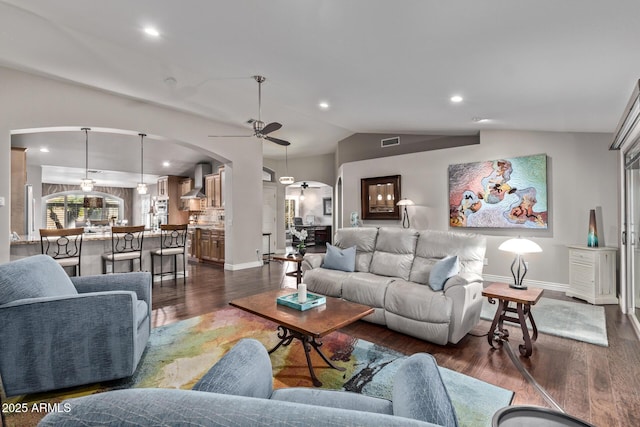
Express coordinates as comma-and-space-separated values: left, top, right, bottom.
10, 229, 164, 245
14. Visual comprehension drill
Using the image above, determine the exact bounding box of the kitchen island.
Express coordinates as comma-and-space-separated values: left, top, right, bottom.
10, 229, 184, 278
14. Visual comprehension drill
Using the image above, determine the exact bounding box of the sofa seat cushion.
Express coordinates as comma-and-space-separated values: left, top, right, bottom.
370, 228, 418, 280
334, 227, 379, 272
271, 388, 393, 415
0, 255, 77, 305
304, 268, 352, 297
385, 280, 452, 324
342, 272, 394, 308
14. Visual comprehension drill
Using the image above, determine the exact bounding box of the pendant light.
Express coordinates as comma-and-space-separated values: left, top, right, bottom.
137, 133, 148, 195
279, 145, 294, 185
80, 127, 95, 192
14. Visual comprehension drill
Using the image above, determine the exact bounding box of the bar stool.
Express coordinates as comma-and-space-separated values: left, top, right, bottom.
151, 224, 188, 283
39, 227, 84, 276
102, 225, 145, 274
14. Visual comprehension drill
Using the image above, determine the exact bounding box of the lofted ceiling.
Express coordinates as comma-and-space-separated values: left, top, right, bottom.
2, 0, 640, 178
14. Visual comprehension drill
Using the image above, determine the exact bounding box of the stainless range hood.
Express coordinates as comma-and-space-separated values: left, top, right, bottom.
181, 163, 212, 199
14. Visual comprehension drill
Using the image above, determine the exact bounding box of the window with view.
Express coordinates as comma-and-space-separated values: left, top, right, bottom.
42, 192, 124, 229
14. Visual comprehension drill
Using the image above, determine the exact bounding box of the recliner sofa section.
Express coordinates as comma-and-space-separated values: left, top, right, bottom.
302, 227, 486, 345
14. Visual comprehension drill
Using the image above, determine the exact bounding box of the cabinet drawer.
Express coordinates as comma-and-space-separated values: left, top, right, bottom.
569, 250, 595, 264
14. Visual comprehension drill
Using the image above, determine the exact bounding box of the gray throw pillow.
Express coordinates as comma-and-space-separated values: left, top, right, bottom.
428, 255, 459, 291
0, 254, 78, 305
322, 243, 356, 272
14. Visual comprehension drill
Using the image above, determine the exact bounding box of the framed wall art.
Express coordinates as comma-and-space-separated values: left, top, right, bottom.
361, 175, 401, 220
448, 154, 548, 229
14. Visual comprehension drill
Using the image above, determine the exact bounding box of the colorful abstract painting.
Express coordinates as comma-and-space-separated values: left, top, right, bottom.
449, 153, 548, 228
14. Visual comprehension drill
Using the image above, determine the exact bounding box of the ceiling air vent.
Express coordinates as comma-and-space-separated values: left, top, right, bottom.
381, 136, 400, 147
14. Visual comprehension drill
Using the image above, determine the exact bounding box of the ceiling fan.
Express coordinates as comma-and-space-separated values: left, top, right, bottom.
208, 75, 290, 146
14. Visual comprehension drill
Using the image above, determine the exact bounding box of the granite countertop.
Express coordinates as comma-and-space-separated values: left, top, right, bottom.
10, 229, 164, 245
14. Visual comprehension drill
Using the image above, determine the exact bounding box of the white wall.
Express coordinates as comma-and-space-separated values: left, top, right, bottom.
339, 130, 617, 289
0, 67, 263, 269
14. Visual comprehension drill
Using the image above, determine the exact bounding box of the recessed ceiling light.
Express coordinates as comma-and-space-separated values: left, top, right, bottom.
450, 95, 463, 103
318, 101, 330, 110
472, 117, 490, 123
163, 161, 170, 167
143, 27, 160, 37
39, 147, 49, 153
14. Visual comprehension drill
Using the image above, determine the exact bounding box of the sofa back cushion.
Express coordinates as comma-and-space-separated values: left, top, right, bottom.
0, 255, 78, 305
409, 230, 486, 285
334, 227, 379, 272
322, 244, 356, 272
370, 228, 418, 280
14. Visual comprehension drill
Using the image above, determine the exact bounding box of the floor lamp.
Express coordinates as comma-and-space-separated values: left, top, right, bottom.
396, 199, 415, 229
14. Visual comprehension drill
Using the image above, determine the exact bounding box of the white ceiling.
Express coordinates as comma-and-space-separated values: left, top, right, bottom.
3, 0, 640, 176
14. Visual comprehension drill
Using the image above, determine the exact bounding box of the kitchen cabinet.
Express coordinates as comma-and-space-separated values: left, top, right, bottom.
205, 171, 223, 208
566, 245, 618, 305
157, 175, 189, 224
195, 228, 225, 264
157, 176, 169, 198
180, 178, 193, 211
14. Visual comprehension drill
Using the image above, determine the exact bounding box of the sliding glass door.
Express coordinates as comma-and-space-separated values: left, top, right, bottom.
624, 142, 640, 328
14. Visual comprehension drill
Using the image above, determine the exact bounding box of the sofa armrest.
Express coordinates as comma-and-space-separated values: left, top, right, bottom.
71, 272, 151, 305
192, 338, 273, 399
0, 292, 139, 396
301, 253, 325, 272
444, 275, 484, 344
393, 353, 459, 427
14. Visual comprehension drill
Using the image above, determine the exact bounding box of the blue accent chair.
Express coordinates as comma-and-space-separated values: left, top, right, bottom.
0, 255, 151, 396
39, 339, 458, 426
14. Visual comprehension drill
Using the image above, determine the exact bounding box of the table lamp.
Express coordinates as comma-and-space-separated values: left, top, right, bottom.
498, 237, 542, 290
396, 199, 415, 229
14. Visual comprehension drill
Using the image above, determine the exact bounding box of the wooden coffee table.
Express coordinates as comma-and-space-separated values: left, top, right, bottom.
229, 289, 374, 386
482, 282, 544, 357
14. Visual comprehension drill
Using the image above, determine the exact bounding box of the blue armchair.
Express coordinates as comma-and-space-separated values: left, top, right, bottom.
39, 339, 459, 426
0, 255, 151, 396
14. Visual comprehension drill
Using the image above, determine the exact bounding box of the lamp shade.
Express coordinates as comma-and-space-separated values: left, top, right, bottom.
279, 176, 294, 185
396, 198, 415, 206
498, 238, 542, 254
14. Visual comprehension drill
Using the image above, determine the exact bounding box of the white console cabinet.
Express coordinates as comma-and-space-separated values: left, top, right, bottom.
566, 245, 618, 305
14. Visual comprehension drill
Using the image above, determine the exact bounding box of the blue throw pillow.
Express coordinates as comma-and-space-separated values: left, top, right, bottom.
322, 243, 356, 272
428, 255, 459, 291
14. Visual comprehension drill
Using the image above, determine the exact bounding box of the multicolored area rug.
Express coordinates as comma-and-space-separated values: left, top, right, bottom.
5, 308, 513, 427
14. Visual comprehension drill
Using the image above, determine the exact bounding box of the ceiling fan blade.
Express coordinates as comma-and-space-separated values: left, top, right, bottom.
208, 134, 254, 138
265, 136, 290, 146
261, 122, 282, 135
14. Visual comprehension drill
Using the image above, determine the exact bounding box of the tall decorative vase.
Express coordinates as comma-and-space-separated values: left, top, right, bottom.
588, 209, 599, 247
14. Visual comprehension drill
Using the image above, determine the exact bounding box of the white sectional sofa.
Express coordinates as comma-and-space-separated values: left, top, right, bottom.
301, 227, 487, 345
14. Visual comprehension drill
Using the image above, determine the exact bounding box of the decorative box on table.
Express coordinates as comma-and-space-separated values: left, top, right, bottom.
277, 292, 326, 311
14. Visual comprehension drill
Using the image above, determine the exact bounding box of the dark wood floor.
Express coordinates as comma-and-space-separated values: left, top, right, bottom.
152, 259, 640, 427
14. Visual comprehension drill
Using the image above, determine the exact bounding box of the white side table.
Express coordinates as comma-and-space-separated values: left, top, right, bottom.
566, 245, 618, 305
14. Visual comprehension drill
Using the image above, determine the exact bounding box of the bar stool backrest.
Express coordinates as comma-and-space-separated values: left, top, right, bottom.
111, 225, 145, 254
159, 224, 188, 252
40, 227, 84, 260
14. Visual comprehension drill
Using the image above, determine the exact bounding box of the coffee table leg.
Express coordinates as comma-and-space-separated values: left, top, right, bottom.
517, 303, 533, 357
269, 327, 345, 387
301, 336, 323, 387
309, 337, 347, 372
268, 326, 295, 354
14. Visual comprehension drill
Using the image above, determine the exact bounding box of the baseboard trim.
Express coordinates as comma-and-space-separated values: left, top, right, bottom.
482, 274, 569, 293
224, 260, 263, 271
